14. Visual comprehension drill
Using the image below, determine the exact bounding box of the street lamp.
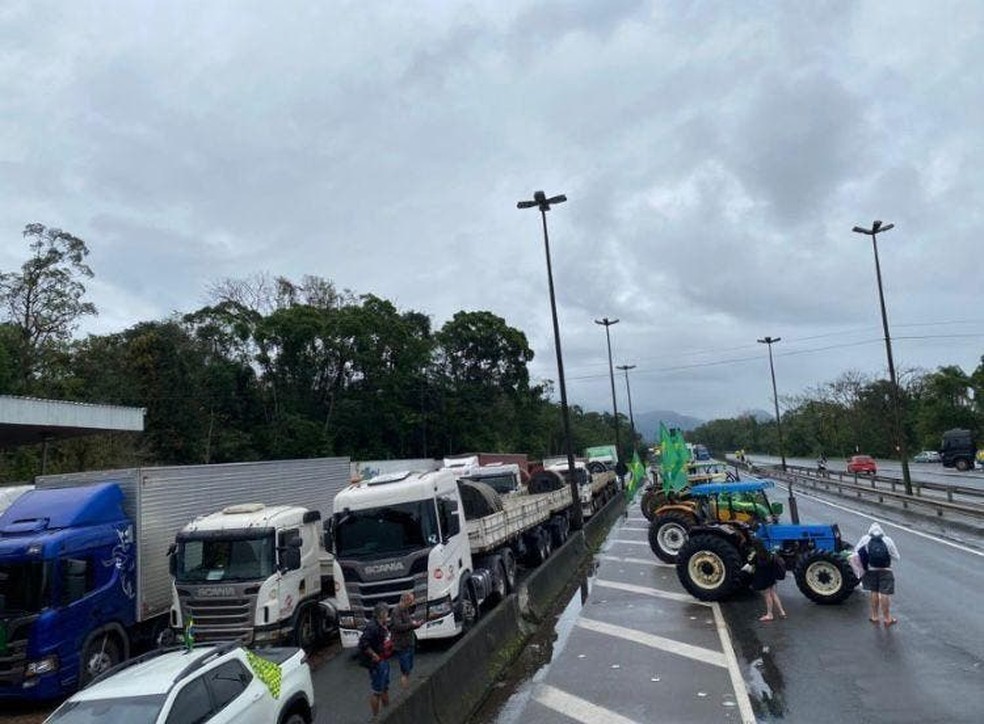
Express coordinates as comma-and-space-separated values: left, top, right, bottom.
518, 190, 583, 529
758, 335, 797, 522
595, 317, 624, 478
852, 220, 913, 496
616, 364, 637, 452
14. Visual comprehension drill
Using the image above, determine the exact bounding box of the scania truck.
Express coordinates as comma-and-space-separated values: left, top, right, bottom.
329, 465, 575, 648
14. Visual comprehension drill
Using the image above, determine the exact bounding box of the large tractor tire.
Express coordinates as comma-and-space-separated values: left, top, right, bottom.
640, 489, 664, 520
675, 534, 745, 602
794, 551, 858, 605
648, 512, 695, 563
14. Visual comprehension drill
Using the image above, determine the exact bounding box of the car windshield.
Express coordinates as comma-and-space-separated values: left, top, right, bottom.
174, 533, 275, 583
334, 501, 439, 558
45, 695, 165, 724
0, 561, 48, 614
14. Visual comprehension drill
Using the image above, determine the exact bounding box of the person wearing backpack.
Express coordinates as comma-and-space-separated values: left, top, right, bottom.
856, 522, 901, 626
743, 540, 787, 622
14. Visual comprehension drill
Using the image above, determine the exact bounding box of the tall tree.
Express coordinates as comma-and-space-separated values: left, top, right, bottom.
0, 223, 97, 392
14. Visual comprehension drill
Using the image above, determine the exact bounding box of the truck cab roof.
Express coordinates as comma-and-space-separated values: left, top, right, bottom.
333, 469, 458, 512
181, 504, 318, 534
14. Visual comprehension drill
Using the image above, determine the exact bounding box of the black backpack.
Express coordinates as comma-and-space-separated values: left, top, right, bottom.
867, 535, 891, 568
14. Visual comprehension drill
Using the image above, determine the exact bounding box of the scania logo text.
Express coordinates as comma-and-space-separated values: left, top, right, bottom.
197, 586, 236, 597
364, 562, 404, 575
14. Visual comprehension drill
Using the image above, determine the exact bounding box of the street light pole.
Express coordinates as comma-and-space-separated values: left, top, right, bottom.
757, 335, 797, 522
852, 220, 913, 496
595, 318, 623, 477
616, 364, 637, 452
518, 191, 583, 529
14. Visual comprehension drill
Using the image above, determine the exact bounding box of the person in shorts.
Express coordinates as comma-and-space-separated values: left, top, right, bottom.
390, 592, 423, 690
857, 522, 901, 626
359, 603, 393, 717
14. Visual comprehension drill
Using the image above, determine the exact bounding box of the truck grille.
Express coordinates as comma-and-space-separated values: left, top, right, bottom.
0, 618, 32, 687
345, 572, 428, 619
181, 595, 256, 643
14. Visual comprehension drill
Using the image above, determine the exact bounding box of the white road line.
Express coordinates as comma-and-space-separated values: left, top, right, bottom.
598, 554, 675, 568
594, 578, 708, 605
774, 484, 984, 557
608, 539, 650, 546
710, 601, 757, 724
577, 617, 727, 668
533, 684, 641, 724
619, 525, 650, 531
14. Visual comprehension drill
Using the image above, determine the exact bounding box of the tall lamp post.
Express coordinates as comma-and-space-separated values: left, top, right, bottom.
852, 220, 913, 496
758, 335, 797, 522
595, 317, 625, 478
518, 191, 583, 529
616, 364, 637, 451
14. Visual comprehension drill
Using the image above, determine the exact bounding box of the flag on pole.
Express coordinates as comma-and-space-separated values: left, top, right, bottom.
659, 423, 689, 491
626, 450, 646, 501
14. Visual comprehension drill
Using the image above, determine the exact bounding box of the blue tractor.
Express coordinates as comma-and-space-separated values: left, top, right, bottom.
674, 481, 859, 605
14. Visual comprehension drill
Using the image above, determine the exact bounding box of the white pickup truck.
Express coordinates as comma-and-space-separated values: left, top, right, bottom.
43, 643, 315, 724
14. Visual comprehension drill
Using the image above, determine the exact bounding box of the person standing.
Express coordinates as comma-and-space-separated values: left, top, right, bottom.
359, 603, 393, 717
390, 592, 423, 690
745, 542, 787, 622
857, 522, 901, 626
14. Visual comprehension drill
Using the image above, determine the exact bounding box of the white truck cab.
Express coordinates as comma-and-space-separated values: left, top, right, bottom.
169, 503, 331, 648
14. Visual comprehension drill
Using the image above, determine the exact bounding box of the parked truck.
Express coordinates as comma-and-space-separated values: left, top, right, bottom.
940, 428, 978, 471
543, 459, 618, 519
0, 458, 347, 701
329, 465, 576, 648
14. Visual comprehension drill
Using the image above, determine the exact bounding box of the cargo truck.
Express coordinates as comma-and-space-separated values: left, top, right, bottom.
329, 466, 576, 648
0, 457, 347, 701
543, 460, 617, 518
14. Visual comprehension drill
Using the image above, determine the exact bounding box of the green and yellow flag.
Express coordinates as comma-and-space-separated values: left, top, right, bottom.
625, 450, 646, 502
659, 423, 689, 492
245, 649, 283, 699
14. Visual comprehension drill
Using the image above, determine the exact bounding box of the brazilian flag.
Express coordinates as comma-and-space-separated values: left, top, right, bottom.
659, 423, 689, 492
245, 649, 283, 699
625, 450, 646, 502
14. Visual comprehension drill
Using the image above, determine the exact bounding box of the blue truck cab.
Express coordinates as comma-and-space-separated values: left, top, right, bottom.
0, 483, 137, 700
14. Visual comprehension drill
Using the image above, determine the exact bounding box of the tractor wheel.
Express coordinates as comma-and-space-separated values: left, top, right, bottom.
794, 551, 857, 605
641, 489, 658, 520
648, 512, 694, 563
675, 534, 744, 602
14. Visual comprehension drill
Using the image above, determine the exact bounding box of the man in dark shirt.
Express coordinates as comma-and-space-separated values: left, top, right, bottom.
359, 602, 392, 717
390, 592, 422, 690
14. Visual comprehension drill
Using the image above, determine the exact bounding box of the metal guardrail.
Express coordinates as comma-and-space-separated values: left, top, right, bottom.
726, 459, 984, 524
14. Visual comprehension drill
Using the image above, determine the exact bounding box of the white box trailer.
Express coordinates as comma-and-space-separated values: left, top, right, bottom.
36, 457, 350, 624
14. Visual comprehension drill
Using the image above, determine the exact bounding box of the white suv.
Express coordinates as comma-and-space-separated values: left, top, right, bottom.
44, 643, 315, 724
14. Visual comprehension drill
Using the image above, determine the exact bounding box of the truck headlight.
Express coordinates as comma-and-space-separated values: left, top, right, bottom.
25, 655, 59, 677
428, 595, 453, 619
338, 613, 357, 628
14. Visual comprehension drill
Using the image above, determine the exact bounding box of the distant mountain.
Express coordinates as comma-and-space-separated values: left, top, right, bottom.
633, 410, 705, 442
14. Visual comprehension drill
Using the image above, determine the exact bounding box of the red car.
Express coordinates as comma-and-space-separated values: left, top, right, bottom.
847, 455, 877, 475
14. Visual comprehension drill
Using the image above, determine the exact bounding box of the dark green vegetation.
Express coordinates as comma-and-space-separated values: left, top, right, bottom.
0, 224, 635, 480
694, 364, 984, 460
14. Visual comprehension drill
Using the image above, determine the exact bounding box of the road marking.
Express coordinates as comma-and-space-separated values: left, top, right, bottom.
710, 601, 757, 724
608, 539, 650, 546
595, 578, 707, 604
619, 525, 650, 531
533, 684, 641, 724
774, 484, 984, 557
598, 554, 675, 568
577, 617, 727, 668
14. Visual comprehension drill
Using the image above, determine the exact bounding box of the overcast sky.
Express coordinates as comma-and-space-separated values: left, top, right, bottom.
2, 1, 982, 422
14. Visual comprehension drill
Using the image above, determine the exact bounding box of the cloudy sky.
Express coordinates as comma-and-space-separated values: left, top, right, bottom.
2, 1, 982, 422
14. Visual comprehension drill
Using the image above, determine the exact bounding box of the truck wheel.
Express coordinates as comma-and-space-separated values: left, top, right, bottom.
955, 458, 971, 472
648, 513, 693, 563
502, 549, 517, 592
81, 633, 122, 685
675, 534, 743, 602
461, 581, 481, 627
293, 605, 318, 650
550, 518, 568, 548
541, 528, 553, 559
794, 552, 856, 605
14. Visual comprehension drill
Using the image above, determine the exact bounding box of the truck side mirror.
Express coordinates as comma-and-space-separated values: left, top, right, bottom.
280, 539, 302, 572
166, 543, 177, 576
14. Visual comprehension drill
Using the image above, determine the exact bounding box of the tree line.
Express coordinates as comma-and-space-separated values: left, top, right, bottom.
693, 363, 984, 461
0, 224, 634, 481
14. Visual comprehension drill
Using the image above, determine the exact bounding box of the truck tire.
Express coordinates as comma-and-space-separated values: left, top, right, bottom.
955, 458, 971, 472
501, 549, 517, 592
648, 512, 694, 563
80, 633, 122, 685
794, 551, 857, 605
550, 517, 569, 548
292, 604, 318, 650
541, 527, 553, 559
675, 534, 744, 602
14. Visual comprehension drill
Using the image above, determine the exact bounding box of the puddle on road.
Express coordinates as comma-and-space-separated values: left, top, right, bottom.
726, 597, 788, 720
471, 559, 599, 724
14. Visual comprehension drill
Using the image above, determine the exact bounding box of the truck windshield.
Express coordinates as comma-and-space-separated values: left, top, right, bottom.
0, 561, 47, 614
174, 533, 275, 583
334, 501, 439, 559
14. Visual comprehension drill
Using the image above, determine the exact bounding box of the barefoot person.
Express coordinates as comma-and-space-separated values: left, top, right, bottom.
746, 542, 787, 622
390, 592, 423, 690
857, 522, 901, 626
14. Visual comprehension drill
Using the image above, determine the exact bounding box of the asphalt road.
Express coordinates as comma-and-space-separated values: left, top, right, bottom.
751, 454, 984, 491
722, 484, 984, 723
